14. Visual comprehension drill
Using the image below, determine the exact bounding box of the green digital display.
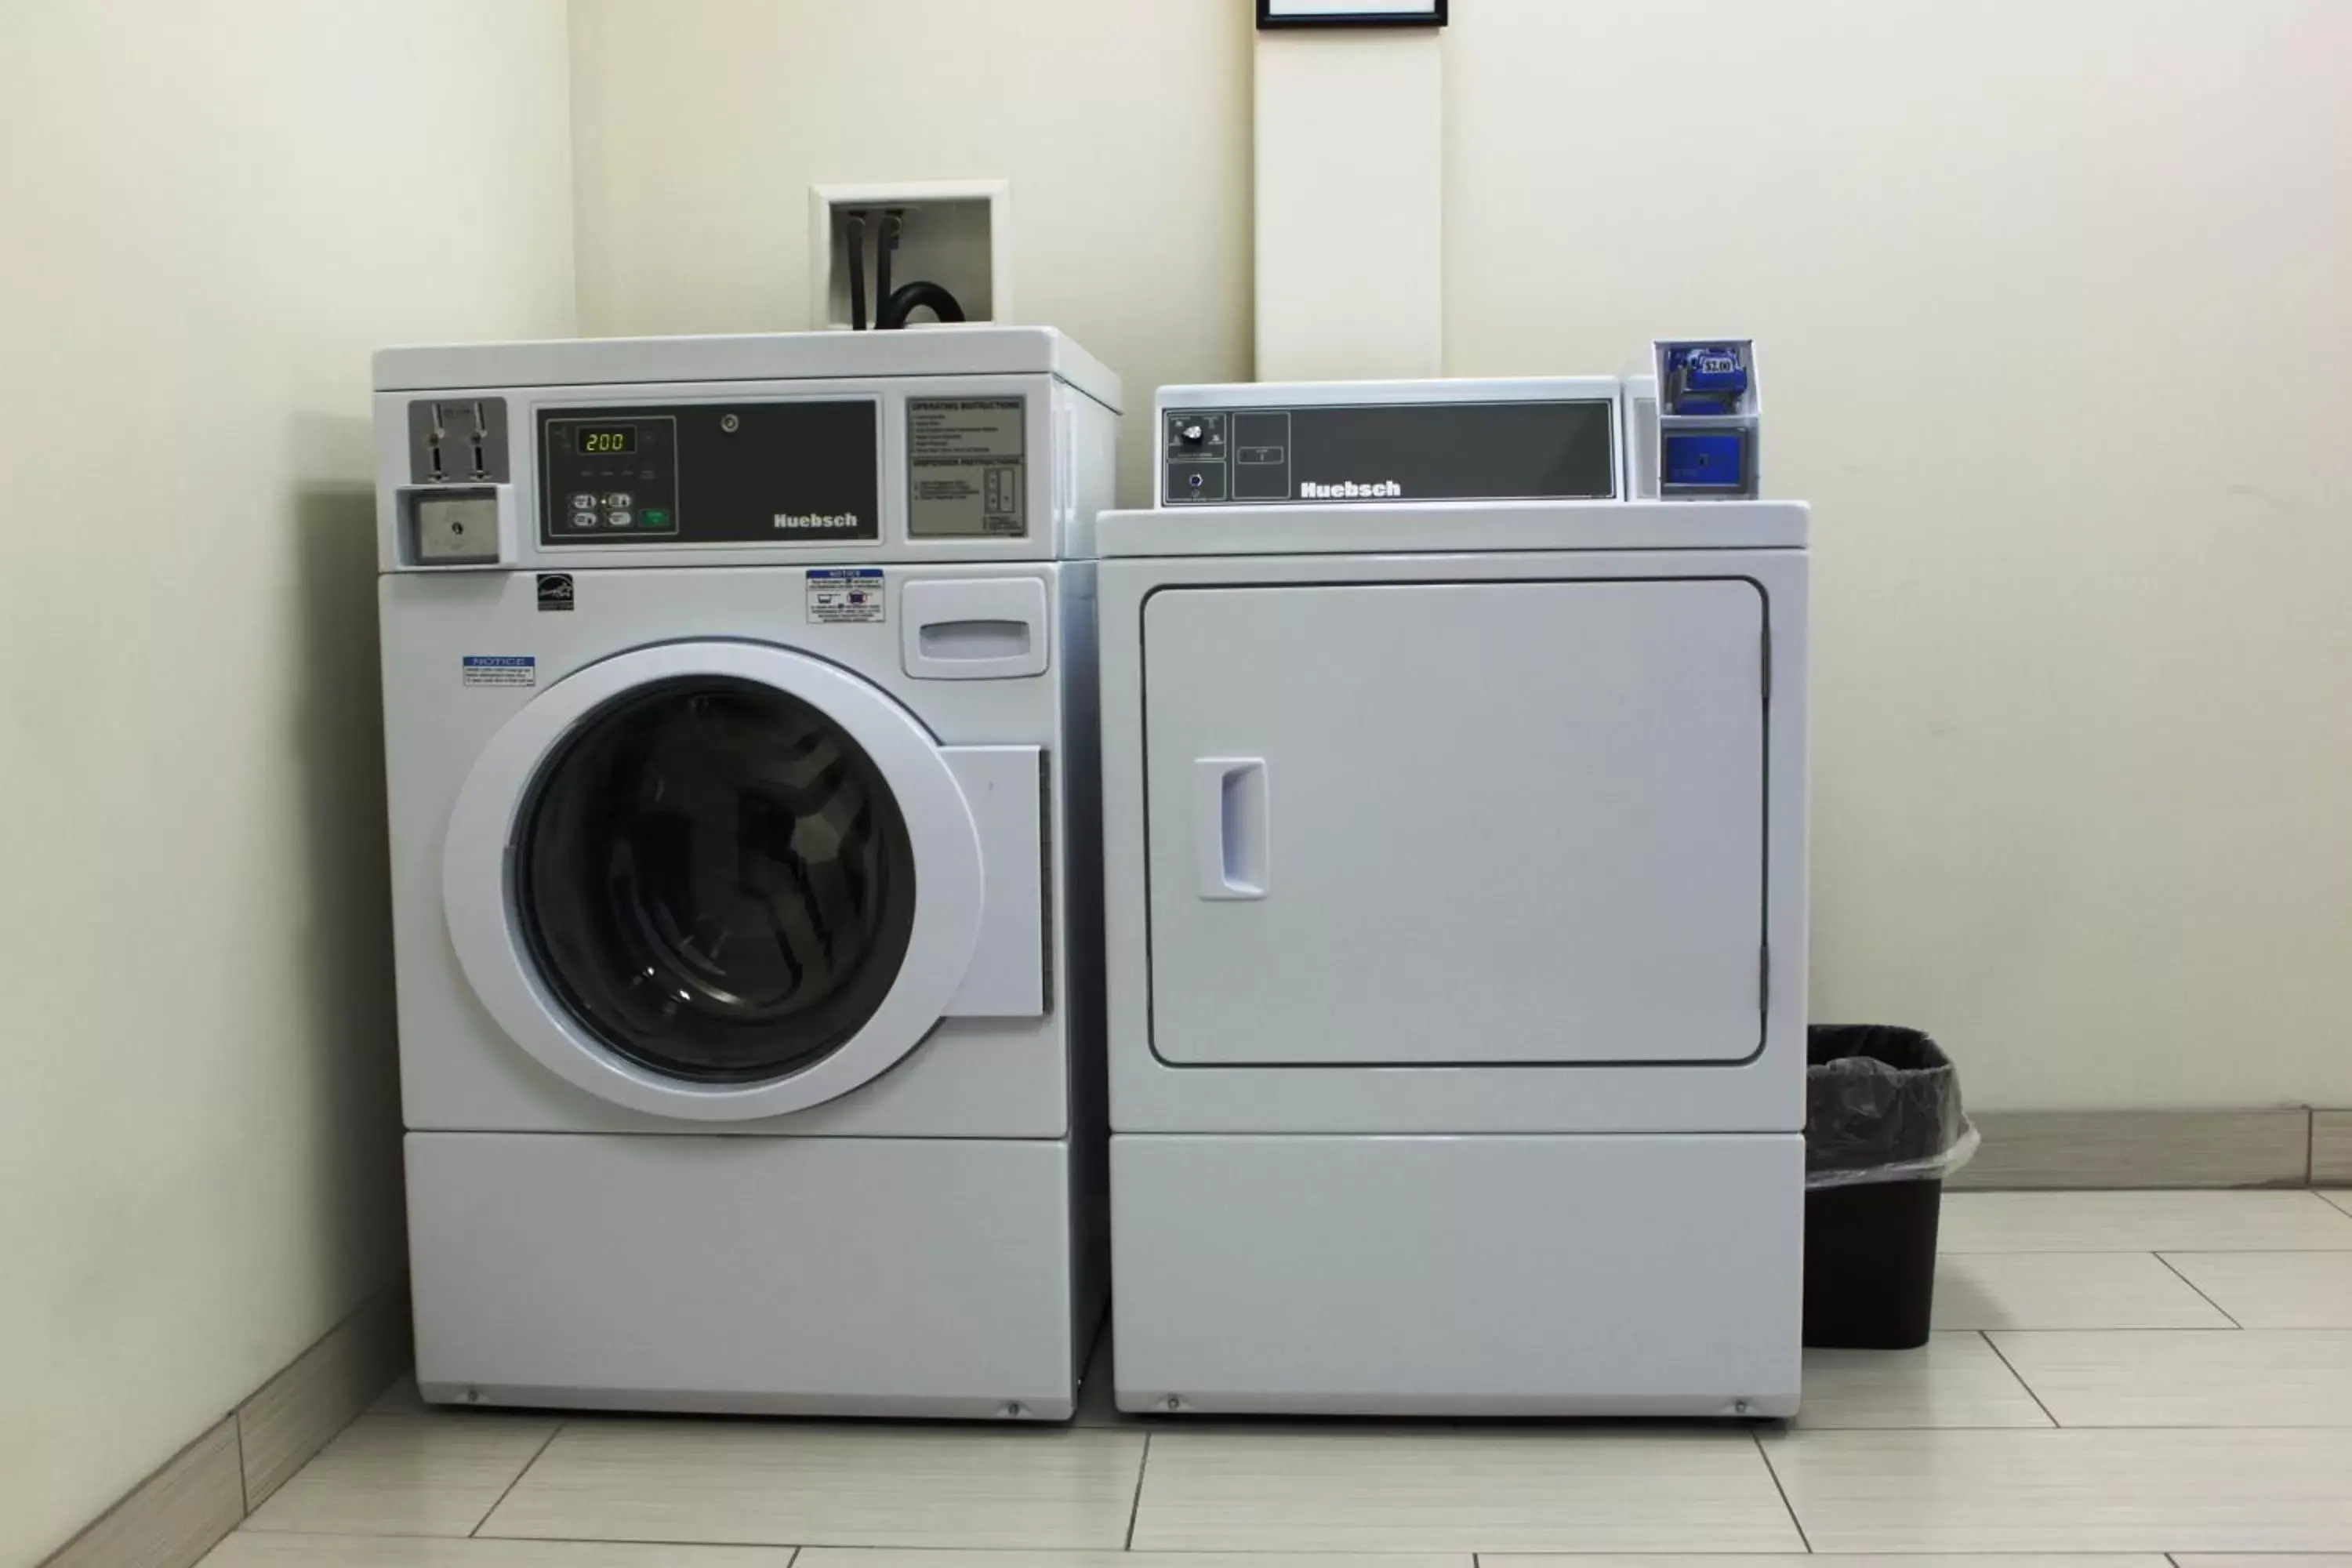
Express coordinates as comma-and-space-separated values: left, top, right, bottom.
578, 426, 635, 455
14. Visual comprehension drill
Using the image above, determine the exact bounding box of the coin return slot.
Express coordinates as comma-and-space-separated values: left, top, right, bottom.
410, 490, 501, 564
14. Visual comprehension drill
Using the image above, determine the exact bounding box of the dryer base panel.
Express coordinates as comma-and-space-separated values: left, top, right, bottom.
1111, 1131, 1802, 1417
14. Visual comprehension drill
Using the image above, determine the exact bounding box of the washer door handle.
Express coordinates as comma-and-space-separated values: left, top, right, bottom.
1194, 757, 1270, 900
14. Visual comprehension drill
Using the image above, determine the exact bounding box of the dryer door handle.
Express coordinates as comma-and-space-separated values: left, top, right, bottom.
1194, 758, 1270, 900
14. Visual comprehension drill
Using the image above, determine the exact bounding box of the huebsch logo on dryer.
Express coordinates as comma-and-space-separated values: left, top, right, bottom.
1298, 480, 1403, 499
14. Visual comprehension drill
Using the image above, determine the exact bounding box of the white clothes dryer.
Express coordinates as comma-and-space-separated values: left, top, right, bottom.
374, 329, 1118, 1417
1100, 375, 1809, 1416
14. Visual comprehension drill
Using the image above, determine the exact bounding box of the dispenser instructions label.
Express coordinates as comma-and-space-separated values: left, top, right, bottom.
461, 655, 536, 688
807, 568, 885, 623
908, 397, 1026, 539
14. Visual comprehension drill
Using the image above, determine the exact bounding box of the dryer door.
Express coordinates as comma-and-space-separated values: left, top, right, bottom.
443, 641, 1018, 1121
1142, 576, 1768, 1068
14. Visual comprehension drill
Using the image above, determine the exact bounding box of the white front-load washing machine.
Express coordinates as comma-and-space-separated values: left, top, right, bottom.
373, 328, 1119, 1417
1101, 374, 1809, 1416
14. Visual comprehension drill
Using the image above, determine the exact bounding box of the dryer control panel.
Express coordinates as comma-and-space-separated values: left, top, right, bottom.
1161, 392, 1618, 508
534, 400, 880, 546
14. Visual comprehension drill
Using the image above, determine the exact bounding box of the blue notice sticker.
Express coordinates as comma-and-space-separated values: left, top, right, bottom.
807, 567, 886, 624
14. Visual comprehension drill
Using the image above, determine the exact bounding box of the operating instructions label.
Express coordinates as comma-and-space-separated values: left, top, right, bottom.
908, 397, 1026, 538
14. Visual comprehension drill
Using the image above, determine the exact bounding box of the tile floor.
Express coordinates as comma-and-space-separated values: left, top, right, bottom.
201, 1189, 2352, 1566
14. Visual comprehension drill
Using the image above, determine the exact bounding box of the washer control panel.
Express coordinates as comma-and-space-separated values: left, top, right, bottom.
535, 400, 879, 546
543, 414, 681, 540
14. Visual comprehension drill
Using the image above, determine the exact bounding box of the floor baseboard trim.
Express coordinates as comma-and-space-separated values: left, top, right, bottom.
38, 1418, 243, 1568
1953, 1108, 2323, 1190
40, 1276, 410, 1568
2316, 1110, 2352, 1186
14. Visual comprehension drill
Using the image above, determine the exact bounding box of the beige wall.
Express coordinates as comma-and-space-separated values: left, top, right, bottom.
5, 24, 2332, 1540
567, 0, 1256, 507
1444, 0, 2352, 1110
0, 4, 575, 1561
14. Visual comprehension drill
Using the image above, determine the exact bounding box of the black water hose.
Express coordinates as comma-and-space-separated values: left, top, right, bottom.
877, 211, 901, 317
877, 280, 965, 330
844, 213, 867, 332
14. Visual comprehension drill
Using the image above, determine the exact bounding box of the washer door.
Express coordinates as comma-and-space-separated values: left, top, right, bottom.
443, 641, 985, 1121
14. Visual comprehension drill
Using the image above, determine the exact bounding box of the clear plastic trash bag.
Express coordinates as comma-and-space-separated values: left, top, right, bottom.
1805, 1025, 1979, 1190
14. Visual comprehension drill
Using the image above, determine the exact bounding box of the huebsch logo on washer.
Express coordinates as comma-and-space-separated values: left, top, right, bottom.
774, 511, 861, 530
1298, 480, 1403, 499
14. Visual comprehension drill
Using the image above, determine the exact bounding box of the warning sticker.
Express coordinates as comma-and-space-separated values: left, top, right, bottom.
807, 568, 885, 623
461, 655, 536, 688
908, 397, 1026, 539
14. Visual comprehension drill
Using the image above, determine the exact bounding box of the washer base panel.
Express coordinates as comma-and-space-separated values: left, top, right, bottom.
408, 1132, 1095, 1419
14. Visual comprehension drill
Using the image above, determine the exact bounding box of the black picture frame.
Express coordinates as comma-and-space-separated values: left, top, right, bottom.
1257, 0, 1446, 28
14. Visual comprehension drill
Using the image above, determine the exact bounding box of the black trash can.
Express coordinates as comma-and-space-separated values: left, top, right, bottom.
1802, 1025, 1974, 1350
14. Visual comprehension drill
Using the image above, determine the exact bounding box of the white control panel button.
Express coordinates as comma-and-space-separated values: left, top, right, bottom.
568, 492, 597, 510
570, 510, 598, 529
606, 510, 633, 528
604, 491, 633, 508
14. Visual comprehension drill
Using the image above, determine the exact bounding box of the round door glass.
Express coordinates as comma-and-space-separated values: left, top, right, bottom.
515, 675, 919, 1083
